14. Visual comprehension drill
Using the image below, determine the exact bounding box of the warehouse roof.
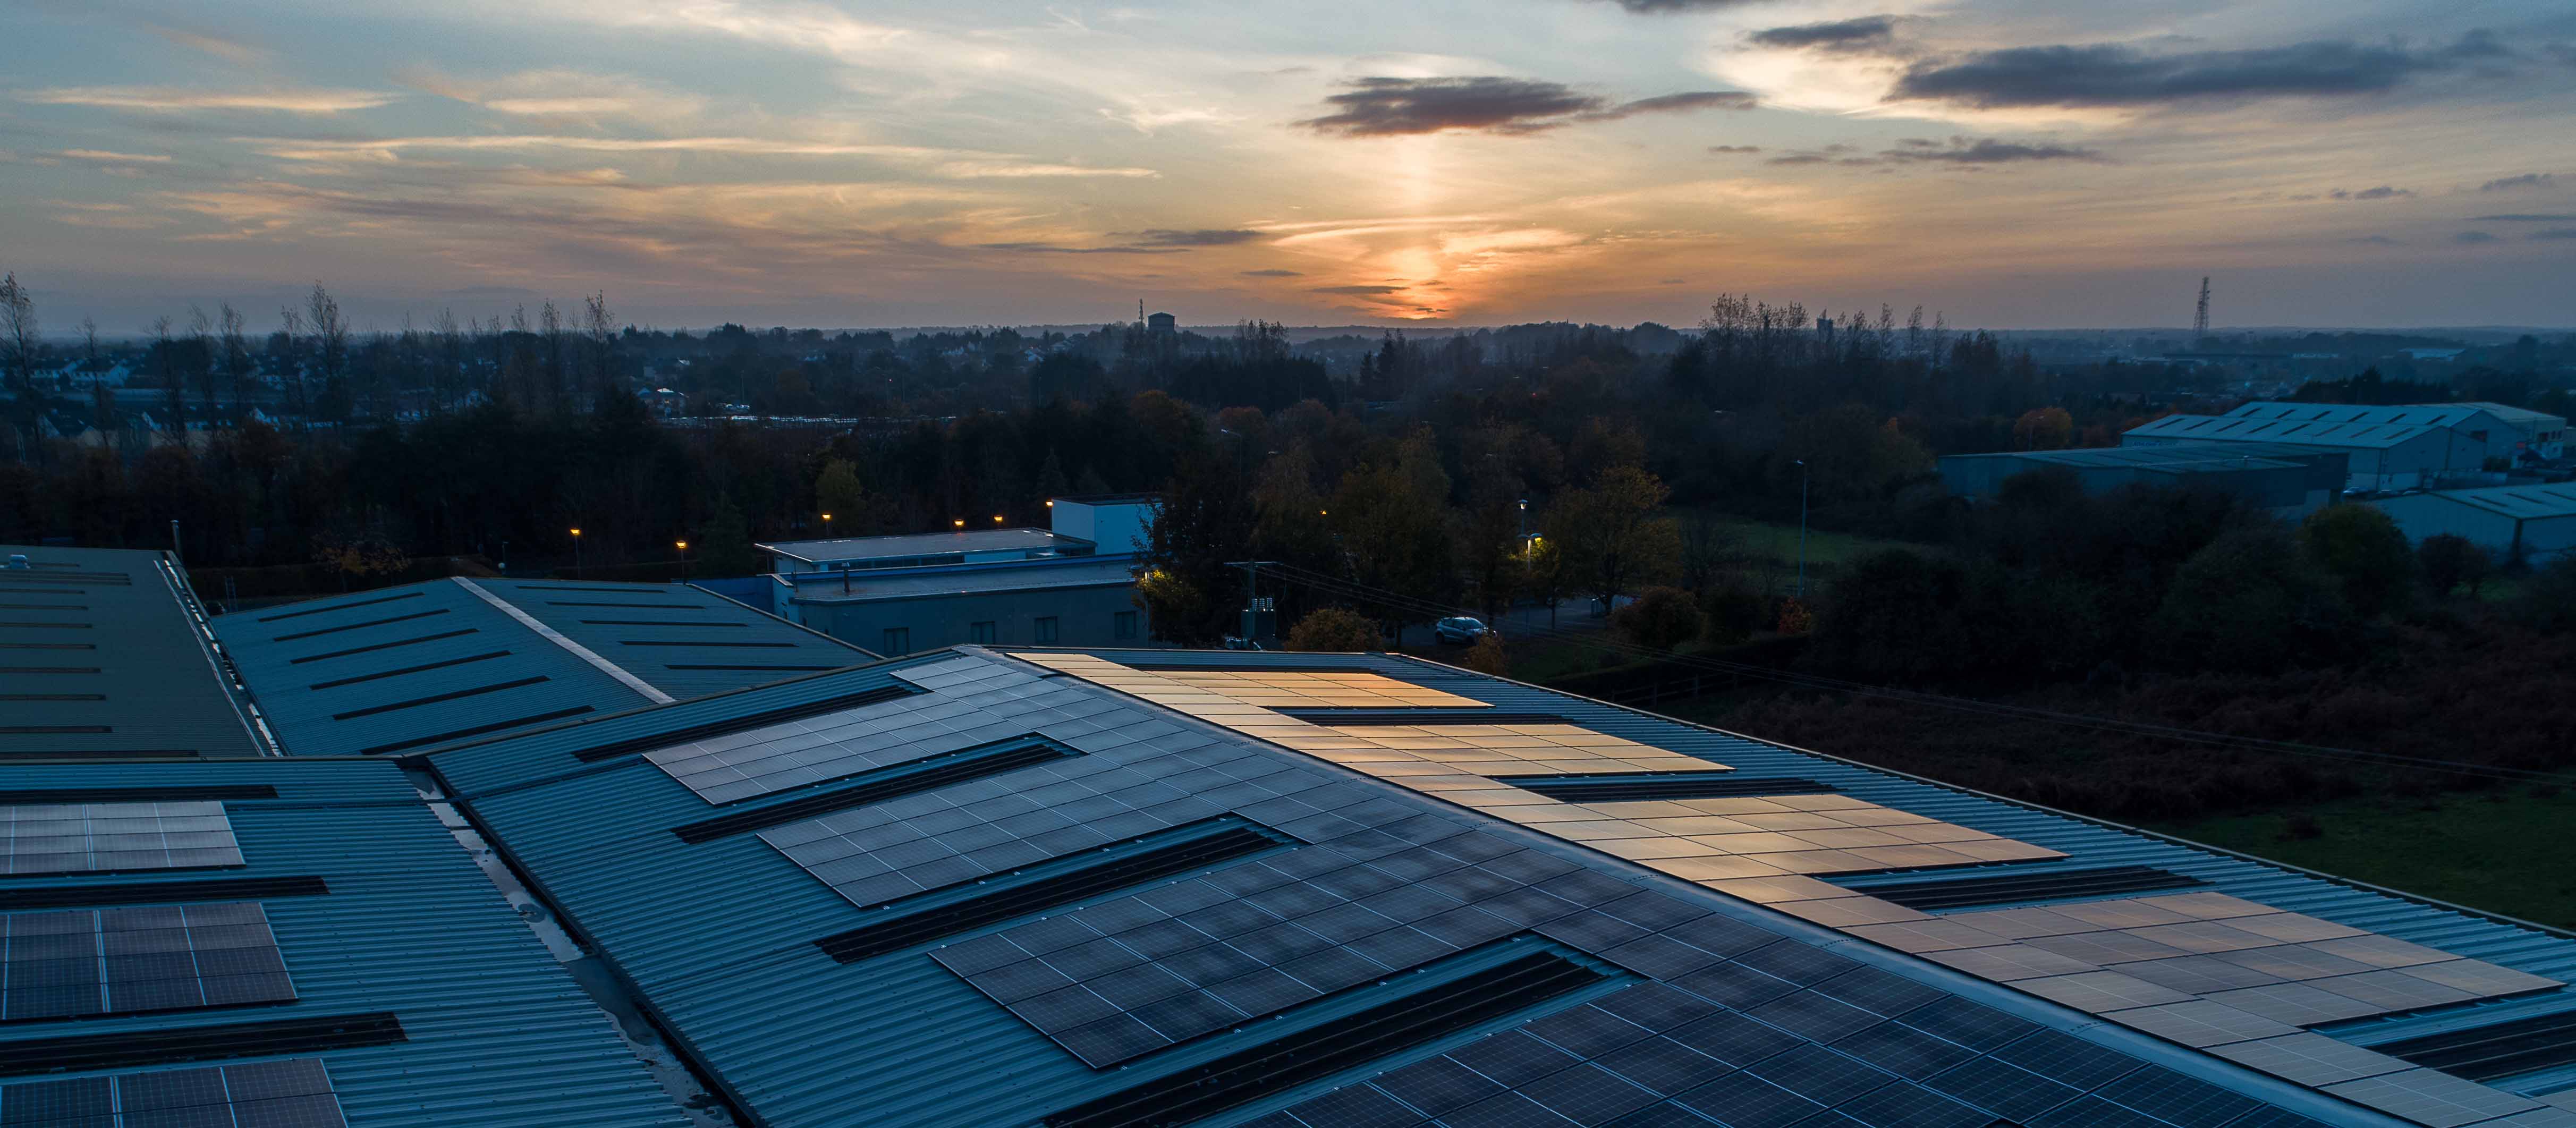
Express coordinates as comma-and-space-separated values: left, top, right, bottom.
0, 757, 683, 1126
0, 545, 264, 759
785, 557, 1138, 605
2384, 484, 2576, 521
400, 646, 2576, 1127
467, 578, 875, 699
2126, 415, 2445, 449
1944, 445, 2307, 472
2222, 404, 2493, 429
757, 528, 1080, 566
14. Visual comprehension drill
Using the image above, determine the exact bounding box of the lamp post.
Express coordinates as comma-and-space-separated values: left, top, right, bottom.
569, 528, 582, 579
820, 512, 832, 537
1792, 461, 1809, 600
994, 514, 1005, 526
676, 539, 689, 580
499, 539, 510, 574
953, 519, 965, 532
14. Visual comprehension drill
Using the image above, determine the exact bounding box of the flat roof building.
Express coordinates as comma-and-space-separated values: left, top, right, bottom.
0, 545, 265, 759
2371, 484, 2576, 563
2122, 415, 2470, 491
1939, 444, 2349, 517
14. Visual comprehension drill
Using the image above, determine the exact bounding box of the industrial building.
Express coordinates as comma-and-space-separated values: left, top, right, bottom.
0, 546, 265, 758
760, 495, 1155, 655
2222, 403, 2568, 463
12, 539, 2576, 1126
1939, 444, 2349, 517
2371, 484, 2576, 563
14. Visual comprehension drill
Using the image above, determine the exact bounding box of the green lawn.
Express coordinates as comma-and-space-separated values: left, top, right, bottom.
1680, 512, 1911, 570
2149, 787, 2576, 931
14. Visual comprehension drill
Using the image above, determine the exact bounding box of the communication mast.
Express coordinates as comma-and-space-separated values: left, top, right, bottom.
2193, 277, 2211, 337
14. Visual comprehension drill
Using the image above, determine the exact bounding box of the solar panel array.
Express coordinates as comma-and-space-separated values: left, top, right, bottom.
1017, 652, 2576, 1128
0, 803, 242, 876
0, 902, 293, 1022
0, 1057, 344, 1127
647, 652, 2345, 1126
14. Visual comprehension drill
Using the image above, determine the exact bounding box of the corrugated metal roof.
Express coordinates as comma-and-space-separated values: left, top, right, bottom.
404, 648, 2513, 1128
757, 528, 1073, 565
2384, 484, 2576, 521
0, 757, 683, 1126
211, 579, 653, 756
2126, 415, 2445, 449
471, 578, 875, 698
1945, 447, 2305, 472
2223, 404, 2486, 429
786, 557, 1138, 605
0, 545, 262, 759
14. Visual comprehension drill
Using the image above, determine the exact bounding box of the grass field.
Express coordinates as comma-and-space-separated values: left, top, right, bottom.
1684, 513, 1909, 571
2147, 787, 2576, 931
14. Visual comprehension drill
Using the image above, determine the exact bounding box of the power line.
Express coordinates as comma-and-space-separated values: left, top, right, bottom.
1247, 561, 2561, 786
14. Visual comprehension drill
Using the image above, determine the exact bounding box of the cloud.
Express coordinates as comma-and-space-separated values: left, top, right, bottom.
1746, 16, 1899, 54
58, 149, 173, 164
2331, 186, 2413, 199
1891, 39, 2458, 109
146, 24, 266, 66
1310, 284, 1407, 295
1299, 77, 1749, 137
397, 68, 707, 122
2531, 228, 2576, 240
21, 86, 396, 113
239, 133, 1159, 179
1123, 228, 1264, 247
2349, 235, 2401, 245
1241, 269, 1302, 277
1592, 0, 1758, 11
1880, 136, 2108, 163
976, 242, 1188, 255
2452, 230, 2499, 243
2470, 213, 2576, 221
1708, 145, 1762, 154
2478, 174, 2556, 191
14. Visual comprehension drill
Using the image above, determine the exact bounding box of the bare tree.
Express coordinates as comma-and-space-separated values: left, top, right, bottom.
583, 291, 615, 408
218, 303, 250, 418
431, 308, 463, 413
188, 305, 217, 416
79, 315, 98, 367
0, 273, 36, 397
306, 283, 347, 422
539, 299, 565, 415
149, 315, 184, 437
277, 306, 308, 428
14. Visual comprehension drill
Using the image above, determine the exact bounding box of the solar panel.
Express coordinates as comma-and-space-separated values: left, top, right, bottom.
573, 683, 925, 765
2372, 1007, 2576, 1080
0, 802, 243, 876
1040, 946, 1607, 1125
675, 737, 1079, 843
0, 1057, 346, 1127
0, 876, 327, 912
0, 902, 294, 1022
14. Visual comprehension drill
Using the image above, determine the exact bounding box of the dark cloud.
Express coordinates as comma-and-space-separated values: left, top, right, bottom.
2531, 228, 2576, 240
2332, 185, 2413, 200
1240, 268, 1302, 277
2479, 173, 2556, 191
1747, 16, 1899, 54
2471, 213, 2576, 221
1300, 77, 1751, 137
2453, 230, 2499, 243
1124, 228, 1264, 247
1708, 145, 1761, 154
1310, 284, 1406, 295
1891, 38, 2464, 108
975, 242, 1187, 255
1881, 136, 2108, 163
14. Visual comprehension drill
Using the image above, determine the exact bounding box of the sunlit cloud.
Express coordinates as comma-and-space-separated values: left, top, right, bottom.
21, 86, 397, 113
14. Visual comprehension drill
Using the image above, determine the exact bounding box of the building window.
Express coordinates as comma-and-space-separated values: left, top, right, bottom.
1114, 611, 1137, 640
1033, 616, 1059, 644
882, 627, 910, 655
970, 621, 996, 644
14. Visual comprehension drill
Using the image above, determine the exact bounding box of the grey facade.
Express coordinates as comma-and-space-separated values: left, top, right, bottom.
1939, 444, 2348, 518
779, 558, 1143, 655
2371, 484, 2576, 563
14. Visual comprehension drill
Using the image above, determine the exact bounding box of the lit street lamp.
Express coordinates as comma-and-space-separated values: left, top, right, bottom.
569, 527, 583, 579
676, 539, 690, 580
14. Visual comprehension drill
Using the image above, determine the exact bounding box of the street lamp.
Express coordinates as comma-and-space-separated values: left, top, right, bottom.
953, 519, 965, 531
820, 512, 832, 537
1792, 461, 1809, 600
675, 540, 690, 580
994, 514, 1005, 525
569, 528, 582, 579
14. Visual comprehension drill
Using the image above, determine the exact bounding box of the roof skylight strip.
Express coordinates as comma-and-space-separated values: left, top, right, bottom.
307, 650, 511, 690
567, 683, 922, 762
285, 628, 478, 664
0, 876, 328, 912
0, 1012, 404, 1078
1043, 945, 1609, 1128
813, 818, 1291, 964
327, 675, 550, 721
255, 590, 422, 623
2375, 1009, 2576, 1081
269, 608, 447, 642
359, 706, 596, 755
672, 736, 1077, 843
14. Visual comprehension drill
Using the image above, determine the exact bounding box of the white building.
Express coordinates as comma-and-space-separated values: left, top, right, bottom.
2121, 415, 2459, 491
2221, 401, 2566, 463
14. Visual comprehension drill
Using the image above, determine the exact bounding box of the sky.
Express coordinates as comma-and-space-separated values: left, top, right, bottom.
3, 0, 2573, 333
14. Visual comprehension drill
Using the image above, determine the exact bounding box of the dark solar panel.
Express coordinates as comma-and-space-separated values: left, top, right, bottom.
1494, 774, 1842, 803
1986, 1029, 2144, 1090
2089, 1065, 2261, 1128
1041, 947, 1608, 1126
0, 902, 294, 1023
0, 1058, 345, 1128
0, 1013, 402, 1076
0, 802, 244, 876
673, 738, 1079, 843
568, 683, 923, 762
1844, 866, 2207, 911
1922, 1055, 2082, 1122
2371, 1007, 2576, 1081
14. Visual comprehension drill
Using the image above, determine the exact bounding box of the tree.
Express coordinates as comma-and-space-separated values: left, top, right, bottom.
2417, 534, 2490, 598
0, 273, 35, 395
1552, 464, 1680, 606
1807, 549, 1979, 679
1329, 429, 1456, 625
1612, 586, 1704, 651
307, 283, 350, 423
1462, 631, 1508, 675
1286, 607, 1380, 652
699, 498, 762, 576
2012, 407, 2074, 451
2151, 528, 2352, 672
815, 459, 865, 528
1137, 445, 1256, 646
2522, 554, 2576, 632
2300, 504, 2414, 618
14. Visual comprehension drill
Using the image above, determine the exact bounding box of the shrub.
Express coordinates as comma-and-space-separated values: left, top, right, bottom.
2523, 554, 2576, 632
1612, 586, 1704, 651
1284, 607, 1380, 652
2301, 504, 2415, 618
1462, 632, 1509, 676
2151, 527, 2354, 672
2417, 533, 2490, 598
1699, 574, 1767, 646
